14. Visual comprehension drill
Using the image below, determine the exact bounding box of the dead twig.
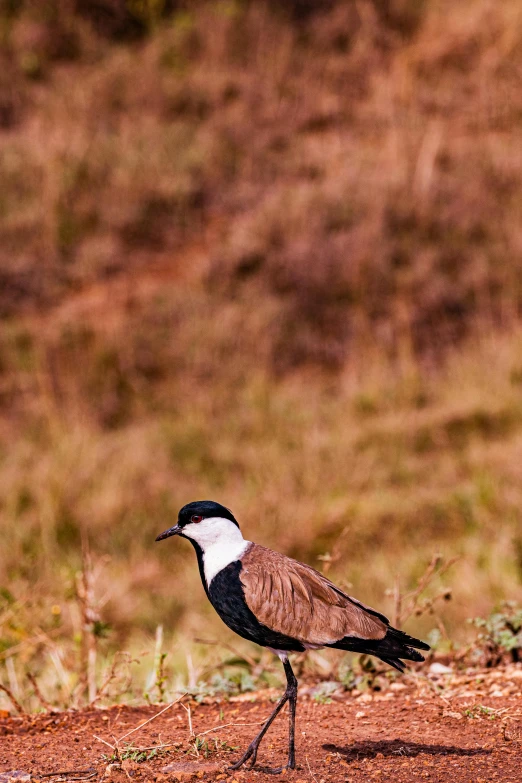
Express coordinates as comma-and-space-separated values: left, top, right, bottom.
116, 694, 187, 743
305, 754, 319, 783
87, 652, 134, 707
76, 534, 100, 705
27, 672, 54, 711
404, 554, 458, 607
195, 720, 265, 738
180, 701, 194, 738
39, 770, 96, 778
0, 682, 25, 714
390, 554, 459, 628
148, 625, 167, 702
93, 734, 116, 751
392, 745, 412, 756
93, 691, 189, 758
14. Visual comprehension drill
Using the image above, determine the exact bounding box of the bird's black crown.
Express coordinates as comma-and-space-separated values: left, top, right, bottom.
178, 500, 239, 528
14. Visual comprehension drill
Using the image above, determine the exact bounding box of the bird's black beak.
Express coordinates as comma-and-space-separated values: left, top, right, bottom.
155, 524, 182, 542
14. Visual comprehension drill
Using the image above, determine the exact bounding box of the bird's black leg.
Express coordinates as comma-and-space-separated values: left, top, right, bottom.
285, 659, 298, 769
229, 658, 298, 774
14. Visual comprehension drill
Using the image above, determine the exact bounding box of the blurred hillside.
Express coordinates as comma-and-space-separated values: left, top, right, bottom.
1, 0, 522, 704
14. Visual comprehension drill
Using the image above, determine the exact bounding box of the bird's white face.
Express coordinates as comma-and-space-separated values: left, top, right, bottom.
182, 516, 250, 585
181, 516, 245, 549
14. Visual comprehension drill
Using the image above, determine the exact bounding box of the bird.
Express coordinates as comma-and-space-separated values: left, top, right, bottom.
155, 500, 429, 774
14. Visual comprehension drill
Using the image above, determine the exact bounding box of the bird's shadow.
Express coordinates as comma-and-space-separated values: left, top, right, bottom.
323, 739, 492, 762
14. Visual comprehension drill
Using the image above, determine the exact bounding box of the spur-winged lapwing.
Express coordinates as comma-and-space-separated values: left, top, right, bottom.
156, 500, 429, 774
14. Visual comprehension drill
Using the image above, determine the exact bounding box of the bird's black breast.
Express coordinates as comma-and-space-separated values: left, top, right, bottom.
208, 560, 306, 653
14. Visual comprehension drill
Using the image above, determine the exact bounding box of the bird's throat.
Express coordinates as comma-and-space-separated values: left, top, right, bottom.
203, 538, 251, 586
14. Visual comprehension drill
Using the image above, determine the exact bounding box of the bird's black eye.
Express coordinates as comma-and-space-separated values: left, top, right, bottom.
191, 515, 203, 523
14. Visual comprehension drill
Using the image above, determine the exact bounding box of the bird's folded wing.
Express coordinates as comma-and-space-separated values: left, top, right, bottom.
240, 544, 388, 645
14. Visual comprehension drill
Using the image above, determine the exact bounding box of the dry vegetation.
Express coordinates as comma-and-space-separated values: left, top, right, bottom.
1, 0, 522, 710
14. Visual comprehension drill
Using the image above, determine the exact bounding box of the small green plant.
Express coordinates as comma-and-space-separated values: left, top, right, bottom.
102, 741, 173, 763
185, 669, 256, 703
311, 681, 340, 704
191, 737, 237, 758
337, 661, 356, 691
463, 705, 497, 720
151, 651, 168, 702
468, 602, 522, 667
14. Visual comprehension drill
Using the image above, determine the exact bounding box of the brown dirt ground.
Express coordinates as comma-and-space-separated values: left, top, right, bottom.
1, 675, 521, 783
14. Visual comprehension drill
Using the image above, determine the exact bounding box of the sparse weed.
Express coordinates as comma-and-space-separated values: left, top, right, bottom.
102, 741, 172, 763
468, 602, 522, 667
463, 705, 498, 721
386, 553, 456, 631
185, 670, 257, 703
191, 736, 237, 758
311, 681, 340, 704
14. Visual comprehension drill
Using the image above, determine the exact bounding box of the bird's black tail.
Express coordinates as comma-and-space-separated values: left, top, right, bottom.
328, 626, 430, 672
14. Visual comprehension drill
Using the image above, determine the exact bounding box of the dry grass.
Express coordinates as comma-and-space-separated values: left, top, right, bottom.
2, 1, 522, 364
1, 0, 522, 710
2, 326, 522, 710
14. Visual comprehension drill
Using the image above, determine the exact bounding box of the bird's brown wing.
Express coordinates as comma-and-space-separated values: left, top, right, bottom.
240, 544, 388, 645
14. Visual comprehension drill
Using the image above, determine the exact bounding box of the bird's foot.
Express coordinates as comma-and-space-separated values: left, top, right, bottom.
229, 749, 295, 775
254, 763, 295, 775
229, 762, 292, 775
228, 744, 256, 771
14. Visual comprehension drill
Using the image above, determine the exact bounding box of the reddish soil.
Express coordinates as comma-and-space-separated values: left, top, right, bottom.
1, 679, 521, 783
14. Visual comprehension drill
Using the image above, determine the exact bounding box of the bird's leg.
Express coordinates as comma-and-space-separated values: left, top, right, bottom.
284, 658, 298, 769
228, 689, 289, 771
228, 658, 298, 774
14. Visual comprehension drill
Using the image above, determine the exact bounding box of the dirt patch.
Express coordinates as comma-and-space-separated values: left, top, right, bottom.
1, 681, 521, 783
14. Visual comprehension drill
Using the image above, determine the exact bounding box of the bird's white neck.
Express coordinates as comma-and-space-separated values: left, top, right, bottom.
183, 516, 251, 586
